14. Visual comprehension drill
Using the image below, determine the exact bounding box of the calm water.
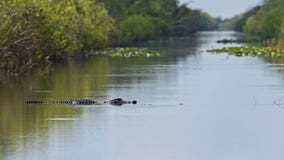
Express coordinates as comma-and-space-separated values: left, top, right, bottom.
2, 31, 284, 160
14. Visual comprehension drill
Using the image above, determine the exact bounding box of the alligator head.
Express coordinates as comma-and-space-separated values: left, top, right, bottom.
105, 98, 137, 106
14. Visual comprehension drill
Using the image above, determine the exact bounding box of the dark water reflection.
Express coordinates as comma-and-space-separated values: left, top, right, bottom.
2, 31, 284, 160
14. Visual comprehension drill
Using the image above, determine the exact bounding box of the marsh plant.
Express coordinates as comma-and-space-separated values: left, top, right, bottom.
207, 46, 284, 59
93, 48, 160, 57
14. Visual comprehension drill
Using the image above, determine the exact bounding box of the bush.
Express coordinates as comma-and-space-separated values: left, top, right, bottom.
0, 0, 114, 73
173, 5, 217, 36
243, 0, 284, 47
115, 14, 155, 45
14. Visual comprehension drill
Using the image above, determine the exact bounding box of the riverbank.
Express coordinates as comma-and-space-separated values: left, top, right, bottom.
0, 0, 114, 74
0, 0, 217, 75
219, 0, 284, 49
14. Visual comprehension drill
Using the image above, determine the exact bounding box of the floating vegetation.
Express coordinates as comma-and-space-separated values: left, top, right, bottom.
216, 38, 263, 44
93, 48, 160, 57
207, 46, 284, 58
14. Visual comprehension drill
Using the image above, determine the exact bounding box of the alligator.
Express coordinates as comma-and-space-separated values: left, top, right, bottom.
104, 98, 137, 106
25, 99, 97, 105
25, 98, 137, 106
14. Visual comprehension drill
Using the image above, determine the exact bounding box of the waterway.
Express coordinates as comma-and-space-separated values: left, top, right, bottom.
1, 31, 284, 160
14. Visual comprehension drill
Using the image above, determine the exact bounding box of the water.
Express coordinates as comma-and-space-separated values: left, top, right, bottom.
1, 31, 284, 160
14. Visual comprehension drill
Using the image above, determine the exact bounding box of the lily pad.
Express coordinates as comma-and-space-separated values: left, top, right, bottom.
207, 46, 284, 59
94, 47, 160, 57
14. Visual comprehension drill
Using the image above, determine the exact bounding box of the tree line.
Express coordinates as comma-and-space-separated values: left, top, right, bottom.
220, 0, 284, 48
103, 0, 218, 44
0, 0, 217, 74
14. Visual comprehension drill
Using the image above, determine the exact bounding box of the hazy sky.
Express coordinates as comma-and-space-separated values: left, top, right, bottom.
179, 0, 261, 18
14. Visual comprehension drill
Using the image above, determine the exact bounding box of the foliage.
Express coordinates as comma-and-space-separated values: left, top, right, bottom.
0, 0, 114, 74
218, 15, 242, 31
216, 38, 263, 44
219, 6, 261, 31
0, 0, 218, 74
114, 14, 155, 45
94, 47, 160, 57
127, 0, 176, 35
174, 5, 217, 36
0, 2, 51, 74
234, 6, 261, 31
103, 0, 178, 45
102, 0, 217, 44
242, 0, 284, 47
220, 0, 284, 48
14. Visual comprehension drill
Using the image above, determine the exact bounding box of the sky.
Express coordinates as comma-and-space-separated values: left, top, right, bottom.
179, 0, 262, 19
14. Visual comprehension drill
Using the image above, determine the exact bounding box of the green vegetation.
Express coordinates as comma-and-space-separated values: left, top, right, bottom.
94, 48, 160, 57
207, 46, 284, 59
212, 0, 284, 62
174, 4, 218, 36
243, 0, 284, 48
104, 0, 217, 44
104, 0, 177, 45
114, 14, 156, 45
216, 38, 263, 44
0, 0, 217, 74
218, 15, 242, 31
221, 0, 284, 48
233, 6, 261, 32
0, 0, 114, 74
219, 6, 261, 31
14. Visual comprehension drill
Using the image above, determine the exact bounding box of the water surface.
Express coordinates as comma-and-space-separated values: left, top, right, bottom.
1, 31, 284, 160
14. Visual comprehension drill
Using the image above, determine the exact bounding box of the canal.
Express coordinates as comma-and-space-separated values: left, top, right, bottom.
1, 31, 284, 160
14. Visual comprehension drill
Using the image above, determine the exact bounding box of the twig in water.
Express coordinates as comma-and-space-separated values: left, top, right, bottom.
273, 96, 284, 108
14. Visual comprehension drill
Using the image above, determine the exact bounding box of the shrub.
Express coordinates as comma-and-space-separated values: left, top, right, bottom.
243, 0, 284, 46
115, 14, 155, 45
0, 0, 114, 73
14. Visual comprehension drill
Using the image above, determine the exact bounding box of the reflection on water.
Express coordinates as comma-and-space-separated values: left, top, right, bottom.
2, 31, 284, 160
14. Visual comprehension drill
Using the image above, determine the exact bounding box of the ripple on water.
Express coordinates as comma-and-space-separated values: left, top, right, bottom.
45, 118, 80, 121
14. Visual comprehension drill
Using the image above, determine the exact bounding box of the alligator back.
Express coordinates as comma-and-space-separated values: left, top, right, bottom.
25, 99, 97, 105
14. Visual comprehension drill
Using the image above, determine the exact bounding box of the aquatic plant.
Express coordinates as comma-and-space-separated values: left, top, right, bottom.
216, 38, 263, 44
93, 48, 160, 57
207, 46, 284, 58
